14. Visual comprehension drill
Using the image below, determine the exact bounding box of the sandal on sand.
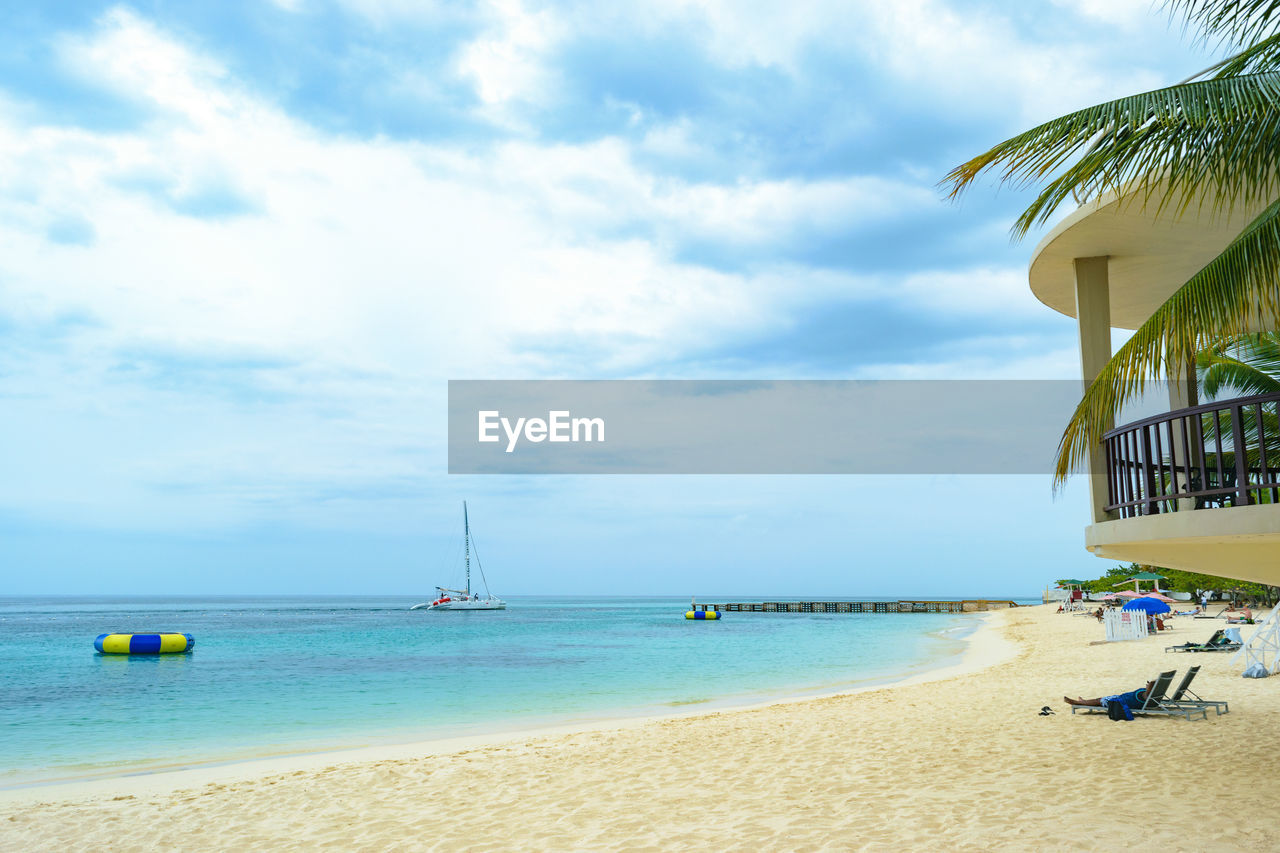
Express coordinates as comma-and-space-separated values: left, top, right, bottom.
1038, 706, 1055, 716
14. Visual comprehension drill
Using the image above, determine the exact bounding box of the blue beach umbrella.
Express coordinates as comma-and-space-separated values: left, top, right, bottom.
1122, 596, 1171, 615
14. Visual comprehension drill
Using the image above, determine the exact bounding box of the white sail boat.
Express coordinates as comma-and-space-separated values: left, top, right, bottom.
410, 502, 506, 611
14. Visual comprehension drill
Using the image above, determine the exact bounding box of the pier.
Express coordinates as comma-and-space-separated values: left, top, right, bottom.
690, 599, 1018, 614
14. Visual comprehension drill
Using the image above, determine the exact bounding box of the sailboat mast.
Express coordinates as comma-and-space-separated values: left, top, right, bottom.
464, 501, 470, 596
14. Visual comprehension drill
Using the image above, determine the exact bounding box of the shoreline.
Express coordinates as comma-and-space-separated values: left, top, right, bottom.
8, 604, 1280, 850
0, 610, 1014, 805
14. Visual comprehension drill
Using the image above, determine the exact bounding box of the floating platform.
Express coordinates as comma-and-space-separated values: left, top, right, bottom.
690, 600, 1017, 614
95, 633, 195, 654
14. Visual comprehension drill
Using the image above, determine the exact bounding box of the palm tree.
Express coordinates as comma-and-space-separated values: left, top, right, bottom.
1197, 331, 1280, 396
943, 0, 1280, 487
1196, 333, 1280, 481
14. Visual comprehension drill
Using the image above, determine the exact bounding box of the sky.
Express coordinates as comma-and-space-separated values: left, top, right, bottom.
0, 1, 1227, 596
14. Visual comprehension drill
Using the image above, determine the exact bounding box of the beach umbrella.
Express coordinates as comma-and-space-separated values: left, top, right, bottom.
1123, 597, 1172, 614
1118, 590, 1172, 600
1099, 593, 1119, 600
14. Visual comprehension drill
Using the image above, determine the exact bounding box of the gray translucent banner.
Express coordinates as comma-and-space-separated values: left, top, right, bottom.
448, 380, 1173, 474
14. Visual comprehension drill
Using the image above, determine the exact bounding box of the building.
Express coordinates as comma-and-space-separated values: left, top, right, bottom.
1028, 186, 1280, 585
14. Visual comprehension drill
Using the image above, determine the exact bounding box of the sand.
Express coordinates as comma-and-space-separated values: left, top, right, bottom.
3, 604, 1278, 852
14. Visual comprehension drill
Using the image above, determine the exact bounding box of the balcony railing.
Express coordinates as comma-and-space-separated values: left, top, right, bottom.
1103, 391, 1280, 519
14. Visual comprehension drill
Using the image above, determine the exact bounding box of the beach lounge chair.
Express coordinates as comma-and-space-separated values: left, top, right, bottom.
1165, 629, 1242, 653
1070, 671, 1208, 721
1162, 666, 1229, 716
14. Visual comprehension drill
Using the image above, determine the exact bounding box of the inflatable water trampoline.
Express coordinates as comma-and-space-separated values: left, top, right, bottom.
94, 633, 195, 654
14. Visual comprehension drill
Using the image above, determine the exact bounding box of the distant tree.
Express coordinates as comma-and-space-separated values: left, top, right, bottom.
1080, 564, 1145, 594
1075, 562, 1278, 605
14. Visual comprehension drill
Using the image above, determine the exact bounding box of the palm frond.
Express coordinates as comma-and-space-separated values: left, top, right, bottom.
1199, 406, 1280, 456
1054, 198, 1280, 487
1196, 332, 1280, 395
1195, 33, 1280, 76
942, 73, 1280, 237
1165, 1, 1280, 46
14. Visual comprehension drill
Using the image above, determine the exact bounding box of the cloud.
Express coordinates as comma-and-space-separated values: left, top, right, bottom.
1051, 0, 1160, 29
455, 0, 563, 112
0, 0, 1214, 540
57, 8, 234, 124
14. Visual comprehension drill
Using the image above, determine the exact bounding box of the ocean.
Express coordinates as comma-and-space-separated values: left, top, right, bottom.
0, 596, 1012, 788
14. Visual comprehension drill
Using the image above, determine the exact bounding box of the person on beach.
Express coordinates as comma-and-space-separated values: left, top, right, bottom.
1227, 607, 1254, 624
1063, 680, 1154, 710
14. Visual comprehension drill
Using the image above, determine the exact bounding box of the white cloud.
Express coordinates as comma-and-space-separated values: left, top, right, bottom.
1051, 0, 1159, 29
845, 1, 1158, 124
0, 2, 1202, 530
0, 8, 878, 525
610, 0, 843, 72
437, 0, 1180, 127
455, 0, 563, 110
533, 0, 1177, 124
58, 8, 234, 124
896, 266, 1048, 320
9, 3, 1180, 379
6, 10, 783, 379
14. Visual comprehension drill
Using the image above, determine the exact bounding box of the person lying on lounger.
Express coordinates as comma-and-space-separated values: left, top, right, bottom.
1226, 607, 1254, 624
1063, 680, 1155, 709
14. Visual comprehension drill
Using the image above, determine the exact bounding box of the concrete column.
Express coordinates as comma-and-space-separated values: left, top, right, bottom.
1073, 256, 1114, 523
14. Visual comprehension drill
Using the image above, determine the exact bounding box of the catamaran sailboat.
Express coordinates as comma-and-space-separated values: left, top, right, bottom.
410, 502, 506, 611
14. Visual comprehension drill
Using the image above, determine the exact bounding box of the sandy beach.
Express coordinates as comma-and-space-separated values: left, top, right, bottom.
3, 604, 1277, 851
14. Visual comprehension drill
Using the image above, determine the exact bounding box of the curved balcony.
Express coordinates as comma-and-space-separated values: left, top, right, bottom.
1103, 391, 1280, 518
1086, 391, 1280, 585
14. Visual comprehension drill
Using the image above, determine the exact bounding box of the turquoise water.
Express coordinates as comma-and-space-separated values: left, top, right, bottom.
0, 596, 995, 787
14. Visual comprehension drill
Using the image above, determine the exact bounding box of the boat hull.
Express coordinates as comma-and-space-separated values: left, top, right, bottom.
427, 599, 506, 610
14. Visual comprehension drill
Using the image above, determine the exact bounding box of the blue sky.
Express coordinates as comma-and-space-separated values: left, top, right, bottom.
0, 1, 1225, 595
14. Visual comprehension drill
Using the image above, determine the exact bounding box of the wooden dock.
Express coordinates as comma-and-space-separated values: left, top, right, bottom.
691, 599, 1017, 614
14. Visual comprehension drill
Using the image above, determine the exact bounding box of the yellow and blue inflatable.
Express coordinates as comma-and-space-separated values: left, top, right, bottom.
94, 633, 195, 654
685, 610, 720, 620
